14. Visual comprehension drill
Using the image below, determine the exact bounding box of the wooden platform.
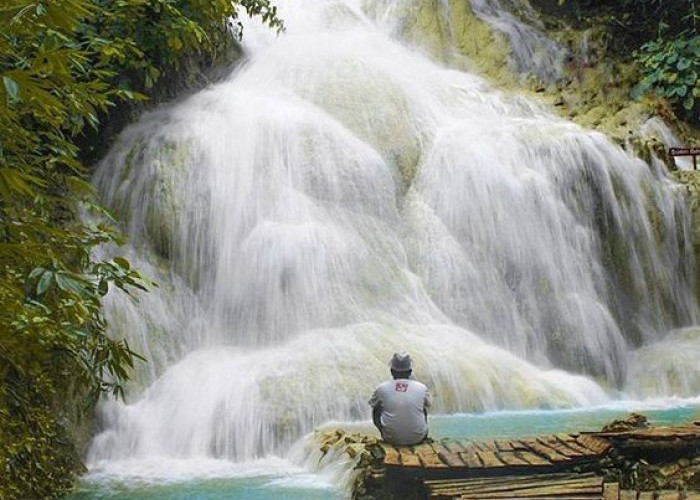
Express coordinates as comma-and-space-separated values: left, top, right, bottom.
380, 433, 611, 478
362, 425, 700, 500
590, 425, 700, 441
587, 425, 700, 454
424, 473, 700, 500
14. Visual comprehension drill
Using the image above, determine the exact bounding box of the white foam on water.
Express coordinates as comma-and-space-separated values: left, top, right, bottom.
83, 456, 306, 486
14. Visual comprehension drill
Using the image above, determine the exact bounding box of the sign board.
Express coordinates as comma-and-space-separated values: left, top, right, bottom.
669, 147, 700, 156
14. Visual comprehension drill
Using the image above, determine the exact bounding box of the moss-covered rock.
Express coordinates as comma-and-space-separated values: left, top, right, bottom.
522, 3, 698, 152
671, 171, 700, 304
363, 0, 514, 85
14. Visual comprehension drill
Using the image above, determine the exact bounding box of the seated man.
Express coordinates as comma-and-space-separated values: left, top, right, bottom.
368, 351, 432, 445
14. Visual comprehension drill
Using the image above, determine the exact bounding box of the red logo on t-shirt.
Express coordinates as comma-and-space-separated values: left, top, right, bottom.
395, 382, 408, 392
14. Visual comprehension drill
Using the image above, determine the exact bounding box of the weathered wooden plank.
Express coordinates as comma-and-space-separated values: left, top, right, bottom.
447, 482, 603, 498
458, 438, 476, 451
495, 440, 514, 451
459, 446, 482, 468
521, 438, 570, 463
437, 451, 466, 468
496, 451, 529, 466
398, 447, 421, 467
683, 492, 700, 500
510, 440, 531, 451
592, 428, 700, 439
480, 441, 499, 451
458, 495, 600, 500
382, 444, 400, 466
437, 475, 602, 494
458, 496, 600, 500
432, 487, 603, 499
576, 434, 611, 455
556, 434, 596, 455
619, 489, 636, 500
430, 493, 461, 500
611, 439, 695, 451
430, 442, 448, 455
431, 443, 465, 468
426, 472, 590, 489
414, 443, 434, 455
440, 452, 467, 468
470, 441, 489, 452
427, 474, 601, 497
603, 482, 620, 500
413, 443, 436, 456
443, 440, 468, 454
539, 436, 585, 458
656, 492, 680, 500
416, 446, 448, 469
637, 492, 653, 500
515, 449, 552, 466
476, 448, 505, 468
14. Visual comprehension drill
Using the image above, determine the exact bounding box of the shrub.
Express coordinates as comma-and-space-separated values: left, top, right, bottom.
0, 1, 281, 497
633, 34, 700, 121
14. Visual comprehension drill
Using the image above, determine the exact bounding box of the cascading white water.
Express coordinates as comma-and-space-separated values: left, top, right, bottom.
87, 0, 698, 465
465, 0, 566, 81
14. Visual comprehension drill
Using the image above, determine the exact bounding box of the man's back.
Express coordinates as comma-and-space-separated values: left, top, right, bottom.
369, 378, 431, 446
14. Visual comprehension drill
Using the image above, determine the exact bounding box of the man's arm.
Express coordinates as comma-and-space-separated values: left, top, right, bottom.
368, 389, 379, 409
372, 405, 383, 432
423, 388, 432, 421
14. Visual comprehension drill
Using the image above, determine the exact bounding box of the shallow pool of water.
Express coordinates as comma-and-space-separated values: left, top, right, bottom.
69, 399, 699, 500
431, 399, 700, 440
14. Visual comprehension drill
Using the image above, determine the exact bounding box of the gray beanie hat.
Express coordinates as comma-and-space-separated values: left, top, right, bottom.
390, 351, 413, 371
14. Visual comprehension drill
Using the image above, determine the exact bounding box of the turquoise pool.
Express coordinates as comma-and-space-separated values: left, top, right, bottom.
68, 399, 699, 500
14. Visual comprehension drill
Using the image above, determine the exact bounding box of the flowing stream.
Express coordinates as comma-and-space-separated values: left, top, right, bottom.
80, 0, 699, 496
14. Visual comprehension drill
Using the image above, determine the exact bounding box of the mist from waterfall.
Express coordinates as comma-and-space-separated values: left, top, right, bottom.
87, 0, 698, 465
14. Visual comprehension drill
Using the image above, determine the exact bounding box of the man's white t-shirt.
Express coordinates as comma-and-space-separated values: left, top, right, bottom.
369, 378, 432, 446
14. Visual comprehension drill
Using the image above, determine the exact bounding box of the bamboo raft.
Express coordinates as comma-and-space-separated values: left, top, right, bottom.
425, 472, 700, 499
589, 425, 700, 455
372, 424, 700, 499
380, 433, 611, 478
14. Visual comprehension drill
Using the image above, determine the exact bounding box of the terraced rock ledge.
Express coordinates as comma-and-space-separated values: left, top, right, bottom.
315, 417, 700, 500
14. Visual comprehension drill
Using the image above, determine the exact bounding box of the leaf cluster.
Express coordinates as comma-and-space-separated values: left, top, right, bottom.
0, 0, 281, 498
633, 35, 700, 121
84, 0, 283, 90
554, 0, 698, 122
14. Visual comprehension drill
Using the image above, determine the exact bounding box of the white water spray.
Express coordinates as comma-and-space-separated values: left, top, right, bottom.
88, 0, 697, 465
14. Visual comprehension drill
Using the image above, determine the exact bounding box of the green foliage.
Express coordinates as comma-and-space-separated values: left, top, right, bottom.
0, 0, 282, 498
556, 0, 698, 123
84, 0, 283, 90
633, 34, 700, 121
0, 384, 85, 500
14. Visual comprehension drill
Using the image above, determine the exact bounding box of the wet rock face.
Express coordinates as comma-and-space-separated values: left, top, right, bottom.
671, 171, 700, 306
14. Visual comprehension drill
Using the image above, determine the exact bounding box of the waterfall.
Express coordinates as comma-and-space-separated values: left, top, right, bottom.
87, 0, 698, 464
465, 0, 566, 81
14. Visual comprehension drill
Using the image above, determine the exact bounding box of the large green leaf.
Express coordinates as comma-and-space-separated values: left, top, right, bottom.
36, 271, 54, 296
2, 75, 19, 102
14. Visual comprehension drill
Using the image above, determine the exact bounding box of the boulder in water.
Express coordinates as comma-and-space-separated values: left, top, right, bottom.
601, 413, 649, 433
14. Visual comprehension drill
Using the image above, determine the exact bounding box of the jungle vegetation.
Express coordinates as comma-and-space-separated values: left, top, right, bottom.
0, 1, 281, 498
554, 0, 699, 122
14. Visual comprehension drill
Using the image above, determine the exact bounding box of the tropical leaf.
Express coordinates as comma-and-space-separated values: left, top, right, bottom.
36, 271, 53, 296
